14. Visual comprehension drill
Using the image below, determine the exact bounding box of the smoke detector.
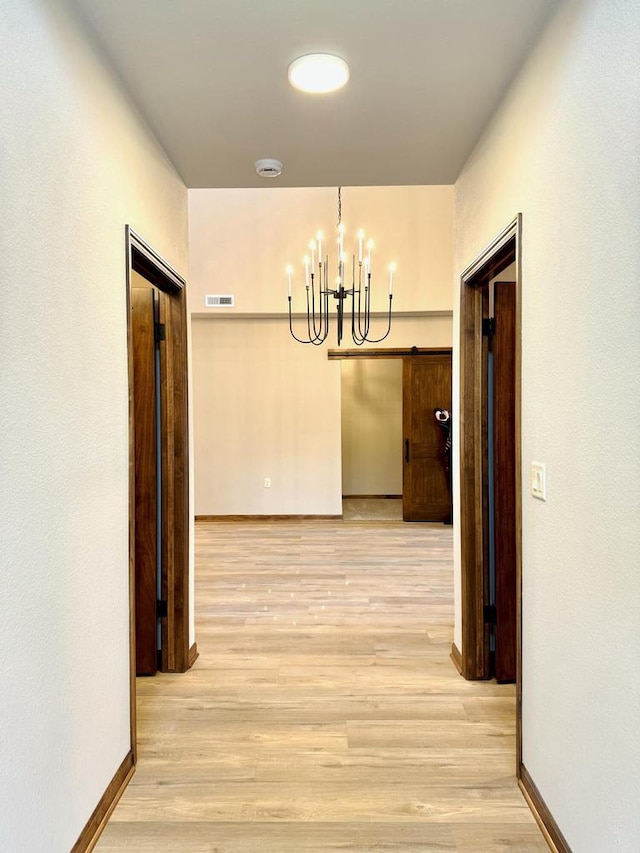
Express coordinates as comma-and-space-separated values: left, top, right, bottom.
255, 158, 283, 178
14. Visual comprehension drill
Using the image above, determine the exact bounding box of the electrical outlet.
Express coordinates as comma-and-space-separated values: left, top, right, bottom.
264, 478, 271, 489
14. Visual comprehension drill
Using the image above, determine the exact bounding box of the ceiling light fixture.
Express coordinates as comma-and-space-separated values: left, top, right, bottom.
287, 188, 395, 346
287, 53, 350, 94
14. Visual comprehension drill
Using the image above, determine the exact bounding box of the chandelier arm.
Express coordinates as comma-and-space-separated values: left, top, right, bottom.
352, 277, 368, 344
313, 269, 324, 341
355, 282, 369, 341
305, 286, 315, 341
351, 263, 365, 343
316, 277, 329, 342
305, 285, 325, 344
362, 294, 394, 344
310, 276, 321, 339
351, 286, 366, 346
364, 275, 372, 338
288, 296, 316, 344
322, 278, 330, 341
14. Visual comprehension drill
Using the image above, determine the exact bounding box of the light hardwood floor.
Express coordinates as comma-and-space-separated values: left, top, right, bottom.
95, 519, 547, 852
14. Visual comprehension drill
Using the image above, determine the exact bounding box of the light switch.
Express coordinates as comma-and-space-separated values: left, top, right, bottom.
531, 462, 546, 501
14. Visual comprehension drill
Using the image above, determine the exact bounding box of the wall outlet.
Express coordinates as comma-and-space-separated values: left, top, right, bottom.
530, 462, 546, 501
264, 478, 271, 489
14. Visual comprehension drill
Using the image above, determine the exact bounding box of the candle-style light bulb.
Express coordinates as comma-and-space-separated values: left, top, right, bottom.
388, 262, 396, 295
316, 231, 323, 265
286, 264, 293, 298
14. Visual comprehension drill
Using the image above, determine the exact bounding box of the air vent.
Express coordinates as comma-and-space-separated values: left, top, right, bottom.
205, 294, 234, 308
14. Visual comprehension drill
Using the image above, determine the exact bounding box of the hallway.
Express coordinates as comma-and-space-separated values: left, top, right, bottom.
96, 519, 547, 852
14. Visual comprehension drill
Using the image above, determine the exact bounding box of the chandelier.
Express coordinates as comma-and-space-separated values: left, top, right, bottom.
287, 188, 395, 346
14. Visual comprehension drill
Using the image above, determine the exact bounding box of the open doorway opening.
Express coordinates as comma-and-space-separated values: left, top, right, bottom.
126, 228, 194, 754
341, 357, 403, 521
332, 347, 452, 523
457, 214, 522, 739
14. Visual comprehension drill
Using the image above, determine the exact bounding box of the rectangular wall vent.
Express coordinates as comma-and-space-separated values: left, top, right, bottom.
205, 294, 234, 307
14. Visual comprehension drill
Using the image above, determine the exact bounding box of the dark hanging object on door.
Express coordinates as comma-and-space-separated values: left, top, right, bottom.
434, 408, 453, 524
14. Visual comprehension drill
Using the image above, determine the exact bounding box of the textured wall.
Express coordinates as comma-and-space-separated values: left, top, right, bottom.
192, 315, 452, 515
341, 360, 403, 496
189, 186, 453, 515
453, 0, 640, 849
189, 185, 454, 315
192, 319, 343, 515
0, 1, 188, 849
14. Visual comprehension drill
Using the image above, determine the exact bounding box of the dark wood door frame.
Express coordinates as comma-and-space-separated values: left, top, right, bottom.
457, 215, 522, 744
328, 347, 450, 360
126, 227, 192, 760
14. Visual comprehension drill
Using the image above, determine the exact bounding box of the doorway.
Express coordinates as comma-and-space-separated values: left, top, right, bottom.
331, 347, 452, 523
457, 215, 522, 739
126, 228, 193, 751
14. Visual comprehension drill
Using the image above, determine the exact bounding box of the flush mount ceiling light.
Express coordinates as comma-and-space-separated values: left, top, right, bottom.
287, 53, 350, 94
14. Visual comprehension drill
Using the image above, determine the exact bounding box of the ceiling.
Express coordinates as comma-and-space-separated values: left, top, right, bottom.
73, 0, 560, 188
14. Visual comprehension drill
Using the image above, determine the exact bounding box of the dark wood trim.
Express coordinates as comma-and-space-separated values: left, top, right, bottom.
126, 224, 192, 731
125, 229, 137, 760
458, 217, 522, 748
450, 643, 463, 675
130, 231, 185, 293
458, 274, 488, 679
519, 765, 572, 853
70, 751, 134, 853
195, 514, 343, 522
158, 286, 191, 674
342, 494, 402, 500
188, 642, 199, 669
328, 347, 452, 360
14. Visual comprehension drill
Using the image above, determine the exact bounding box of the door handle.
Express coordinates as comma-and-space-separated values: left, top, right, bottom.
405, 438, 410, 463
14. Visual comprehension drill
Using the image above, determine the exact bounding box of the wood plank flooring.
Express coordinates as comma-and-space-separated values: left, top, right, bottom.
95, 519, 547, 852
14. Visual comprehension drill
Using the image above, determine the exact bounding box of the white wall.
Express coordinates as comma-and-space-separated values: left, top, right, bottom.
0, 1, 188, 850
341, 359, 403, 496
189, 185, 454, 315
192, 314, 451, 515
453, 1, 640, 849
192, 319, 343, 515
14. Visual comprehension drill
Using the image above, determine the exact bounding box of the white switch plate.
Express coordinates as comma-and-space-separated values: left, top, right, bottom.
530, 462, 546, 501
264, 478, 271, 489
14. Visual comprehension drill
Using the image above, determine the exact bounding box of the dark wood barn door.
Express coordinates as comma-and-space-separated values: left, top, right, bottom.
402, 352, 452, 522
